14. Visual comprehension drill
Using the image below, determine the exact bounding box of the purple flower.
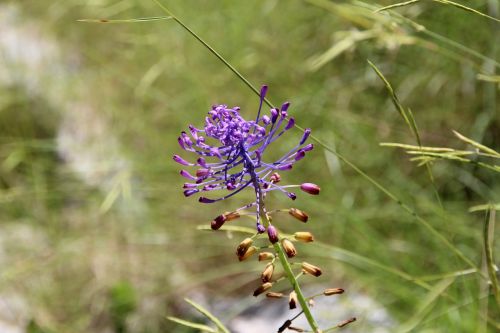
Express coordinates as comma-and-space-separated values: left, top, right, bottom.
174, 86, 314, 231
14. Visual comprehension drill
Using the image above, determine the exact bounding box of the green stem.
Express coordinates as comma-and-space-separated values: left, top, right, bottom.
273, 242, 320, 332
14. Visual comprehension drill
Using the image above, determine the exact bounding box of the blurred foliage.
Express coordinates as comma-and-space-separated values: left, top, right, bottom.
0, 0, 498, 332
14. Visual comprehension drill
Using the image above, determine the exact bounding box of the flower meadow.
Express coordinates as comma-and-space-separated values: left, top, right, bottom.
0, 1, 498, 333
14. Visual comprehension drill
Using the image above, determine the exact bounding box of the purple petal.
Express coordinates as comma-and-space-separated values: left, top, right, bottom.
183, 189, 198, 197
180, 170, 197, 180
173, 154, 192, 166
299, 128, 311, 145
199, 197, 216, 203
285, 117, 295, 130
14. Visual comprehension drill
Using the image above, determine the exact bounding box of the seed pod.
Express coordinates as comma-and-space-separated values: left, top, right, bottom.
301, 262, 322, 277
261, 263, 274, 283
324, 288, 344, 296
238, 246, 257, 261
224, 211, 240, 221
211, 214, 227, 230
259, 252, 274, 261
267, 225, 279, 244
282, 239, 297, 258
300, 183, 320, 195
289, 291, 298, 309
288, 327, 305, 332
253, 282, 273, 296
236, 238, 253, 257
338, 317, 356, 328
294, 232, 314, 243
289, 208, 308, 222
266, 292, 284, 298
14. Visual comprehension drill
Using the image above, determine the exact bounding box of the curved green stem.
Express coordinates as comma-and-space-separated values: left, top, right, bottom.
273, 241, 320, 332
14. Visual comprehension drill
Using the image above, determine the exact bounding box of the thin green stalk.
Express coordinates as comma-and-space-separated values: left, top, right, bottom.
151, 0, 483, 277
273, 241, 320, 332
484, 208, 500, 308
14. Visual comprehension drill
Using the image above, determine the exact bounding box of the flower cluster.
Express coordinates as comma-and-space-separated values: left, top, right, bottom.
175, 86, 354, 332
174, 85, 319, 233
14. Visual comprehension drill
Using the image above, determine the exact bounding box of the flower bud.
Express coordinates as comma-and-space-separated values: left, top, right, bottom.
236, 238, 253, 257
288, 291, 298, 309
238, 246, 256, 261
261, 263, 274, 283
258, 252, 275, 261
253, 282, 273, 296
289, 208, 308, 222
266, 292, 284, 298
324, 288, 344, 296
301, 262, 322, 277
281, 239, 297, 258
294, 232, 314, 243
267, 225, 279, 244
211, 214, 226, 230
308, 299, 315, 307
300, 183, 320, 195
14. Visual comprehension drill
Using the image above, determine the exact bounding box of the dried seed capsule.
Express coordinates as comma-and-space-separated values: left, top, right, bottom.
324, 288, 344, 296
289, 291, 298, 309
289, 208, 309, 222
338, 317, 356, 328
261, 263, 274, 283
300, 183, 320, 195
267, 225, 279, 244
253, 282, 273, 296
301, 262, 322, 277
294, 232, 314, 243
258, 252, 275, 261
224, 211, 240, 221
236, 238, 253, 257
266, 292, 284, 298
288, 327, 305, 332
281, 239, 297, 258
238, 246, 257, 262
211, 214, 227, 230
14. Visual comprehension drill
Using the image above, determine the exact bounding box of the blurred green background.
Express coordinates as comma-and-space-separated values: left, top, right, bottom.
0, 0, 498, 332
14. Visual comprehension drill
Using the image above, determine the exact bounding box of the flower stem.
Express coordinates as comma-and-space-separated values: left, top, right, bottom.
273, 242, 320, 332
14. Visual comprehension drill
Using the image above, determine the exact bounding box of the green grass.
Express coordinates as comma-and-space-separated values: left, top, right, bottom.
0, 0, 498, 332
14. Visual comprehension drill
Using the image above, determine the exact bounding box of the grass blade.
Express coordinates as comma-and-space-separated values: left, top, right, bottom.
78, 16, 172, 23
184, 298, 230, 333
452, 130, 500, 157
166, 316, 217, 332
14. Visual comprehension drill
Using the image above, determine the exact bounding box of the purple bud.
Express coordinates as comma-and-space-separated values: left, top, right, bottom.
270, 108, 279, 123
197, 157, 207, 167
299, 128, 311, 145
199, 197, 216, 203
267, 225, 279, 243
302, 143, 314, 152
260, 85, 268, 98
285, 117, 295, 130
262, 115, 271, 125
183, 183, 197, 189
177, 136, 185, 150
183, 189, 198, 197
281, 102, 290, 112
300, 183, 320, 195
295, 150, 305, 161
257, 223, 266, 234
287, 192, 297, 200
188, 125, 198, 139
180, 170, 197, 180
173, 154, 192, 166
277, 163, 293, 171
